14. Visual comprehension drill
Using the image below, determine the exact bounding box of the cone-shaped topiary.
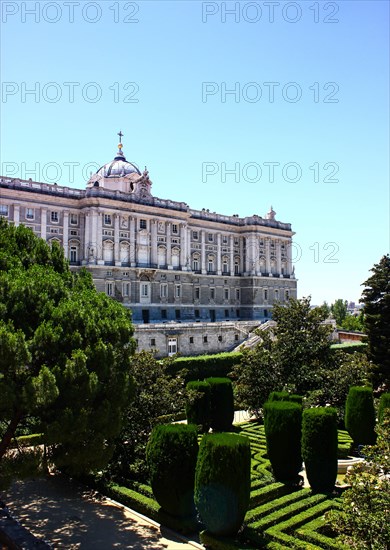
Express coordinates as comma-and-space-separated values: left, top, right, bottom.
345, 386, 376, 446
195, 432, 251, 537
205, 377, 234, 432
268, 391, 303, 405
302, 407, 338, 493
378, 392, 390, 424
146, 424, 198, 518
263, 400, 302, 482
186, 381, 211, 433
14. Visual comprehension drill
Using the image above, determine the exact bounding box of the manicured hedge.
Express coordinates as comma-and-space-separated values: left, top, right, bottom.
330, 342, 367, 354
186, 380, 211, 433
378, 392, 390, 424
345, 386, 376, 445
206, 377, 234, 431
263, 401, 302, 483
168, 352, 242, 381
268, 391, 303, 405
195, 432, 251, 537
146, 424, 198, 518
302, 408, 338, 493
10, 433, 44, 448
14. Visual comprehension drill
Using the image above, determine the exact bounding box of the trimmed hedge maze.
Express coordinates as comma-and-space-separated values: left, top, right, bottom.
101, 422, 352, 548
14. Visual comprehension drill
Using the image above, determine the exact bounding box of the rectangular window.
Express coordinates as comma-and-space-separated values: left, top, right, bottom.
161, 309, 167, 319
235, 289, 240, 300
168, 337, 177, 356
210, 288, 215, 300
175, 309, 181, 320
26, 207, 34, 220
264, 289, 268, 300
51, 211, 59, 223
208, 233, 213, 242
70, 213, 78, 225
218, 334, 223, 341
160, 283, 168, 298
203, 335, 208, 343
195, 309, 200, 318
193, 258, 199, 271
224, 310, 229, 318
107, 271, 113, 276
224, 288, 229, 300
189, 336, 194, 344
104, 214, 112, 226
141, 283, 149, 297
172, 224, 178, 234
70, 230, 78, 236
234, 264, 239, 275
150, 338, 156, 346
234, 238, 239, 246
0, 205, 9, 217
235, 334, 239, 341
195, 286, 200, 300
106, 282, 113, 296
285, 290, 289, 300
175, 285, 181, 298
70, 247, 77, 263
140, 219, 147, 229
274, 290, 279, 300
264, 309, 268, 318
122, 282, 130, 297
222, 235, 228, 244
192, 231, 198, 240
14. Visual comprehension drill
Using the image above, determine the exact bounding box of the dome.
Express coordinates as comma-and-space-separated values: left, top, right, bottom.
96, 150, 141, 178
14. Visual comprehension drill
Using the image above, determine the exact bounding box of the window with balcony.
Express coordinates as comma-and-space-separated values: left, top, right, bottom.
26, 208, 34, 220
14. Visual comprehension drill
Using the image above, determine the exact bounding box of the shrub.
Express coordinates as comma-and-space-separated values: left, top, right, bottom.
206, 377, 234, 432
195, 432, 251, 536
378, 392, 390, 424
268, 391, 303, 405
186, 381, 211, 433
168, 352, 242, 381
146, 424, 198, 518
263, 401, 302, 482
345, 386, 376, 445
302, 407, 338, 493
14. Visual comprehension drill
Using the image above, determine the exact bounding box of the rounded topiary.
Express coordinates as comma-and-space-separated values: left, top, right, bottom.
146, 424, 198, 518
205, 377, 234, 432
186, 381, 211, 433
195, 432, 251, 537
263, 400, 302, 482
268, 391, 303, 405
345, 386, 376, 446
378, 392, 390, 424
302, 407, 338, 493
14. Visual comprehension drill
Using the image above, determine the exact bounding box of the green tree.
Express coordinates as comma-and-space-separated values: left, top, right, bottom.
108, 351, 186, 482
341, 312, 365, 332
331, 298, 348, 326
360, 255, 390, 387
326, 412, 390, 549
0, 220, 135, 477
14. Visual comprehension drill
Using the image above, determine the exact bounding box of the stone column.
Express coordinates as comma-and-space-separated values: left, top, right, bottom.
276, 240, 282, 276
83, 212, 90, 263
201, 230, 206, 274
239, 238, 244, 274
114, 213, 120, 266
151, 219, 158, 267
96, 212, 104, 264
229, 235, 234, 275
287, 240, 293, 276
41, 208, 47, 240
63, 211, 69, 259
217, 233, 222, 275
265, 238, 271, 276
13, 205, 20, 227
180, 223, 187, 270
166, 222, 172, 269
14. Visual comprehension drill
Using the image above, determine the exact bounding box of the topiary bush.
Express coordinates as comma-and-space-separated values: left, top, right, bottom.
302, 407, 338, 493
345, 386, 376, 445
205, 377, 234, 432
195, 432, 251, 537
146, 424, 198, 518
378, 392, 390, 424
263, 400, 302, 482
186, 381, 211, 433
268, 391, 303, 405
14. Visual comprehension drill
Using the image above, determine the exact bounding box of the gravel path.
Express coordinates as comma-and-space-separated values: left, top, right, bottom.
1, 475, 203, 549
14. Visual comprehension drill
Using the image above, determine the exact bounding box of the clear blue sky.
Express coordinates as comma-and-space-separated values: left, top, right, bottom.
1, 0, 389, 305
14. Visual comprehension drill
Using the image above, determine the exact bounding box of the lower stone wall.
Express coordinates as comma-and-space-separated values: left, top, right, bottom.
133, 320, 260, 358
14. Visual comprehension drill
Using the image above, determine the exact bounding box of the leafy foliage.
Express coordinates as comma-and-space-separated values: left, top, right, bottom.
302, 407, 338, 493
331, 299, 348, 326
108, 351, 186, 482
378, 392, 390, 424
326, 413, 390, 549
360, 254, 390, 387
263, 400, 302, 483
146, 424, 198, 518
186, 381, 211, 433
195, 432, 251, 537
205, 377, 234, 432
0, 220, 135, 477
345, 386, 376, 446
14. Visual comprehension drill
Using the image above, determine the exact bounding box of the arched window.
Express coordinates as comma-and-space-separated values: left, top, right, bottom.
172, 247, 180, 268
103, 240, 114, 264
68, 239, 80, 264
222, 255, 229, 274
158, 245, 167, 268
234, 256, 240, 275
192, 253, 200, 272
120, 242, 130, 264
207, 254, 215, 273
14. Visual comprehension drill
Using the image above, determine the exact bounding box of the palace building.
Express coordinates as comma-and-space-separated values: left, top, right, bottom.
0, 134, 297, 352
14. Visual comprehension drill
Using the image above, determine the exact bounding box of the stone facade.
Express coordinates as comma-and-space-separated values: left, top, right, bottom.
0, 140, 297, 329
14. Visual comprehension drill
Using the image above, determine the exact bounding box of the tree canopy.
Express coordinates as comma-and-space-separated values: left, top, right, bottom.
0, 219, 135, 476
360, 254, 390, 387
